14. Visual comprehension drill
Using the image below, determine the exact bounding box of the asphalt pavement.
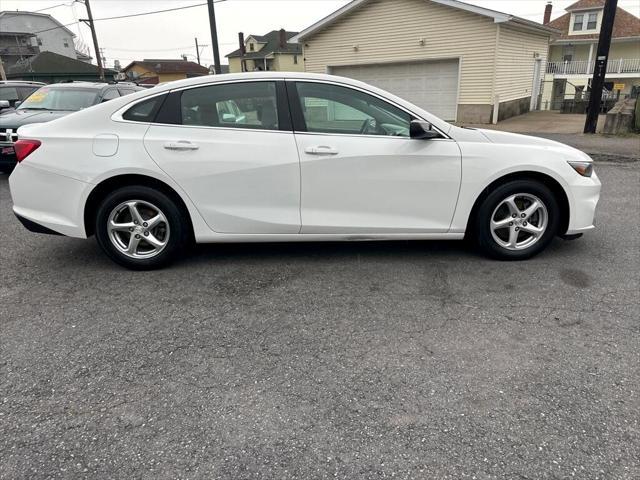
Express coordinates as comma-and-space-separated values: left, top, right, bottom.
1, 162, 638, 479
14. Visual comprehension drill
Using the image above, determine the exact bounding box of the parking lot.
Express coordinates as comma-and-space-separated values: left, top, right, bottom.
1, 161, 639, 479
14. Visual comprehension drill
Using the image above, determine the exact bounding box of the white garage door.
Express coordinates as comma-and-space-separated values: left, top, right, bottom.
331, 59, 459, 121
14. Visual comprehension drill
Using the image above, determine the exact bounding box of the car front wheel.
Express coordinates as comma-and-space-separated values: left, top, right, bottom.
474, 180, 560, 260
95, 186, 189, 270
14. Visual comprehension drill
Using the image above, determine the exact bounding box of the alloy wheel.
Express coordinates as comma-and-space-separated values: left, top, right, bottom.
490, 193, 548, 251
107, 200, 170, 259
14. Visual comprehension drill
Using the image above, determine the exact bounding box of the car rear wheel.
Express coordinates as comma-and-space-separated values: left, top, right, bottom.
474, 180, 560, 260
95, 186, 189, 270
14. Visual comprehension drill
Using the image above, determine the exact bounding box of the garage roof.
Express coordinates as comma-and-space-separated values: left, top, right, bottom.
290, 0, 559, 42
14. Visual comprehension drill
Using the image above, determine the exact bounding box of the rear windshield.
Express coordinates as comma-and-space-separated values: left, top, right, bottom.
18, 87, 98, 111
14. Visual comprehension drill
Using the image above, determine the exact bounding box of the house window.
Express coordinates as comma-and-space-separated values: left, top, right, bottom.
573, 14, 584, 31
293, 55, 298, 65
249, 43, 255, 51
37, 37, 43, 46
63, 38, 70, 48
587, 12, 598, 30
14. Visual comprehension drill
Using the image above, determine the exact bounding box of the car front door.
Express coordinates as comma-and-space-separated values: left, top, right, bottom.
143, 80, 301, 234
288, 81, 461, 234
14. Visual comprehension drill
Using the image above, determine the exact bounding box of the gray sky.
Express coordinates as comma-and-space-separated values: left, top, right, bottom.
2, 0, 639, 68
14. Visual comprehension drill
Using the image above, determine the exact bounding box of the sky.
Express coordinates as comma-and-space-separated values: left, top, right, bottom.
2, 0, 639, 68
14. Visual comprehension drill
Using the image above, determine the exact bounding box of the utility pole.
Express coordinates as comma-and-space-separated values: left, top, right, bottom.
81, 0, 105, 81
584, 0, 617, 134
195, 38, 201, 65
206, 0, 222, 74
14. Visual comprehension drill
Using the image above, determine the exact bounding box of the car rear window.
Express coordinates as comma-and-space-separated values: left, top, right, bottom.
122, 94, 166, 122
19, 87, 98, 111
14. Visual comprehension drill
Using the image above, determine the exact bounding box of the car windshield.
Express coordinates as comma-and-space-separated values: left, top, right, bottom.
18, 87, 98, 111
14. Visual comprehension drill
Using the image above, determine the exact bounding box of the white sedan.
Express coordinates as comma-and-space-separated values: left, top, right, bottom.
9, 73, 600, 269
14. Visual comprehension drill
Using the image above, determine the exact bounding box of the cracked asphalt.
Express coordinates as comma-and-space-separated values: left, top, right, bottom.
1, 161, 638, 479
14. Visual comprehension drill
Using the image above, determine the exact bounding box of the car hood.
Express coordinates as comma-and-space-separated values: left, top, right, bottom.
476, 129, 565, 148
475, 128, 593, 160
0, 109, 73, 129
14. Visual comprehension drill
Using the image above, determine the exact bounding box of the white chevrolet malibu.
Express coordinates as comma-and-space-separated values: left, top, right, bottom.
9, 73, 600, 269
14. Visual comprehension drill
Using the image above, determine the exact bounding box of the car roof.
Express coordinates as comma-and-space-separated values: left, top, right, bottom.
0, 81, 46, 86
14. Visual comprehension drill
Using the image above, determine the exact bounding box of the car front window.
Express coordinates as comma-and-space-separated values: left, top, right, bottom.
18, 87, 99, 111
294, 82, 411, 137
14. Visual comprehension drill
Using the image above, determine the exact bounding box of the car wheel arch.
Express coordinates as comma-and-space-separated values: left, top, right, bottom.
83, 174, 195, 239
464, 171, 570, 239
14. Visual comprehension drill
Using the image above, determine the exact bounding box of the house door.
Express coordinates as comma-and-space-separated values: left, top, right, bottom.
552, 79, 567, 110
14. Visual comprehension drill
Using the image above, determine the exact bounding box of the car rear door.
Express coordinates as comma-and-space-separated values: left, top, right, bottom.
288, 80, 461, 234
143, 80, 301, 234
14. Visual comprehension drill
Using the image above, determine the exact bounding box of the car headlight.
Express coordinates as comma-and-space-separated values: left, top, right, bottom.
568, 161, 593, 177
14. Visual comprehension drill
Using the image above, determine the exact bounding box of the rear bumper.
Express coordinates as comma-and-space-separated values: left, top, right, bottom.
15, 213, 63, 235
9, 163, 90, 238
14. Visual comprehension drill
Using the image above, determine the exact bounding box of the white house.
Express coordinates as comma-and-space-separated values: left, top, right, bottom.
0, 11, 91, 65
541, 0, 640, 110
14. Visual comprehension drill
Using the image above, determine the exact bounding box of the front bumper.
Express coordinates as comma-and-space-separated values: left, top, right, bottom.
9, 163, 91, 238
565, 171, 601, 235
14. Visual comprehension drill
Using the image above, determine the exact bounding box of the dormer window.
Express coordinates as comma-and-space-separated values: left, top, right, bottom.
249, 43, 255, 51
572, 11, 599, 32
573, 14, 584, 31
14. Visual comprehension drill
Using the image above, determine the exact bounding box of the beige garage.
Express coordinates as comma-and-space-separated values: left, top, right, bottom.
331, 59, 459, 121
292, 0, 558, 123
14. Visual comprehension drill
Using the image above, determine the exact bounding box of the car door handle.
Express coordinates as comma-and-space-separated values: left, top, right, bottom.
305, 146, 339, 155
164, 141, 199, 151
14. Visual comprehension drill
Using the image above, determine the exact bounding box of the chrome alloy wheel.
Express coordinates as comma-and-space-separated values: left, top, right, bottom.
490, 193, 548, 251
107, 200, 170, 259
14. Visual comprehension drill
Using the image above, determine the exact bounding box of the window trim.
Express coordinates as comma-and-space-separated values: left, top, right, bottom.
285, 79, 450, 140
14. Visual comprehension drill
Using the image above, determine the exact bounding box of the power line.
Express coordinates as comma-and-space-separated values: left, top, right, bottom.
19, 1, 228, 35
0, 2, 75, 17
31, 21, 79, 35
88, 0, 226, 22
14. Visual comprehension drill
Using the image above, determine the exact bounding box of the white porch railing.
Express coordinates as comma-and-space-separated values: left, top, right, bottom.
547, 58, 640, 75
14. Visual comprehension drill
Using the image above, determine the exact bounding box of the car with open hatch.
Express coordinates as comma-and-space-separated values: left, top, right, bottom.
8, 72, 600, 269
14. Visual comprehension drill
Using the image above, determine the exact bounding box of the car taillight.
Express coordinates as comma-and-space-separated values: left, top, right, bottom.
14, 139, 41, 163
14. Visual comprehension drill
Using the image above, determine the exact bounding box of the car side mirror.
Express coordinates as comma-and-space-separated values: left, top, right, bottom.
410, 120, 441, 139
222, 113, 236, 123
0, 100, 10, 110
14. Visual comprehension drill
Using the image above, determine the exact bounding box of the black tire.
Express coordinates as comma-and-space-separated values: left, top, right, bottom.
474, 180, 560, 261
95, 185, 190, 270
